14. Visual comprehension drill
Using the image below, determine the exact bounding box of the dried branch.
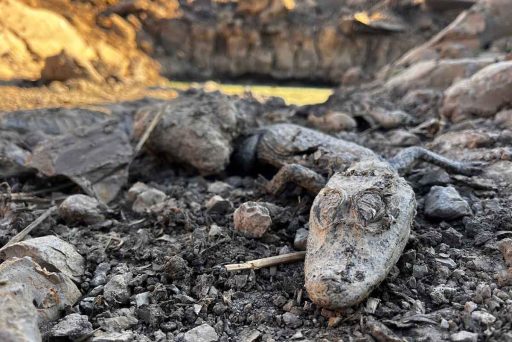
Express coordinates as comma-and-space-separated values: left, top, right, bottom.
224, 251, 306, 271
133, 106, 165, 156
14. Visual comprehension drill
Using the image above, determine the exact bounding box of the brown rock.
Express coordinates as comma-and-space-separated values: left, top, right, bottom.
0, 235, 85, 282
59, 194, 105, 225
430, 130, 495, 153
498, 238, 512, 267
442, 61, 512, 122
233, 202, 272, 238
0, 257, 81, 323
41, 51, 102, 83
308, 112, 357, 132
495, 110, 512, 129
395, 0, 512, 68
385, 58, 496, 96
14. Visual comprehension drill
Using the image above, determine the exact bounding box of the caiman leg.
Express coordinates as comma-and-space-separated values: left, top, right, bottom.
388, 146, 485, 176
266, 163, 327, 195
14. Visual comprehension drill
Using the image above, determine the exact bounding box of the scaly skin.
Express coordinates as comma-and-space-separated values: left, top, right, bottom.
237, 123, 481, 309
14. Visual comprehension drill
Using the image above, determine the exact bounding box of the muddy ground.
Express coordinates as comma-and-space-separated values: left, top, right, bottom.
1, 1, 512, 342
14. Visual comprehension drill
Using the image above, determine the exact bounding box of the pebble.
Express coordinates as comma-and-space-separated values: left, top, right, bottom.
413, 264, 429, 278
430, 285, 455, 305
206, 195, 233, 213
50, 313, 93, 339
418, 169, 451, 187
442, 227, 463, 247
164, 255, 191, 280
233, 202, 272, 238
207, 181, 233, 195
464, 301, 478, 313
450, 331, 478, 342
132, 188, 167, 213
104, 273, 132, 304
182, 323, 218, 342
424, 186, 472, 220
208, 224, 225, 239
388, 129, 421, 147
99, 315, 138, 332
282, 312, 302, 328
471, 311, 496, 325
498, 238, 512, 266
91, 262, 111, 287
436, 257, 457, 269
58, 194, 105, 224
293, 228, 308, 251
91, 331, 135, 342
135, 292, 150, 307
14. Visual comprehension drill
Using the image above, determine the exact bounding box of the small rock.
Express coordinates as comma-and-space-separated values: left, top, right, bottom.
206, 195, 233, 214
207, 181, 233, 195
91, 262, 111, 287
308, 111, 357, 132
99, 315, 138, 332
104, 273, 132, 304
127, 182, 151, 202
464, 301, 478, 313
366, 318, 403, 342
436, 257, 457, 269
132, 187, 167, 213
413, 264, 429, 278
50, 313, 93, 339
498, 238, 512, 266
418, 169, 451, 187
58, 194, 105, 224
450, 331, 478, 342
440, 318, 449, 329
430, 285, 455, 305
164, 255, 191, 280
282, 312, 302, 328
388, 130, 421, 147
135, 292, 150, 308
91, 331, 135, 342
233, 202, 272, 238
0, 235, 85, 282
293, 228, 308, 251
442, 227, 463, 247
365, 297, 381, 314
208, 224, 225, 239
424, 186, 472, 220
182, 323, 218, 342
471, 311, 496, 325
136, 304, 164, 327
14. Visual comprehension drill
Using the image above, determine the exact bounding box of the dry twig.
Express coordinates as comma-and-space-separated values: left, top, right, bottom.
133, 106, 165, 156
224, 251, 306, 271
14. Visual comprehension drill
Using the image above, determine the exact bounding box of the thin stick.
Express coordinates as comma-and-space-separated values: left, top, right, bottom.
133, 107, 165, 156
224, 251, 306, 271
0, 206, 57, 251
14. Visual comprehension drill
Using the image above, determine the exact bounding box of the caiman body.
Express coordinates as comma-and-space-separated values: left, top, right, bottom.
239, 123, 479, 309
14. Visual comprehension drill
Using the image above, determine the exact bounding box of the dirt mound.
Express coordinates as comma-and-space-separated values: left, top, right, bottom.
0, 0, 161, 83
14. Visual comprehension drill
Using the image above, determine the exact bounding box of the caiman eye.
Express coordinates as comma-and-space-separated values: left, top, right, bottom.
312, 189, 346, 230
356, 192, 385, 223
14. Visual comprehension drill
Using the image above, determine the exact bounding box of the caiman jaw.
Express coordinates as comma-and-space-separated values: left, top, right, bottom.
304, 161, 416, 309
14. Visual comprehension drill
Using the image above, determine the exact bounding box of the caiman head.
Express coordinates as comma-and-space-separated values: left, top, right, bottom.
304, 160, 416, 309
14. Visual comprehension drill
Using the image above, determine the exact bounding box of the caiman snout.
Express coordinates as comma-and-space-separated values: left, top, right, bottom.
304, 161, 416, 309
